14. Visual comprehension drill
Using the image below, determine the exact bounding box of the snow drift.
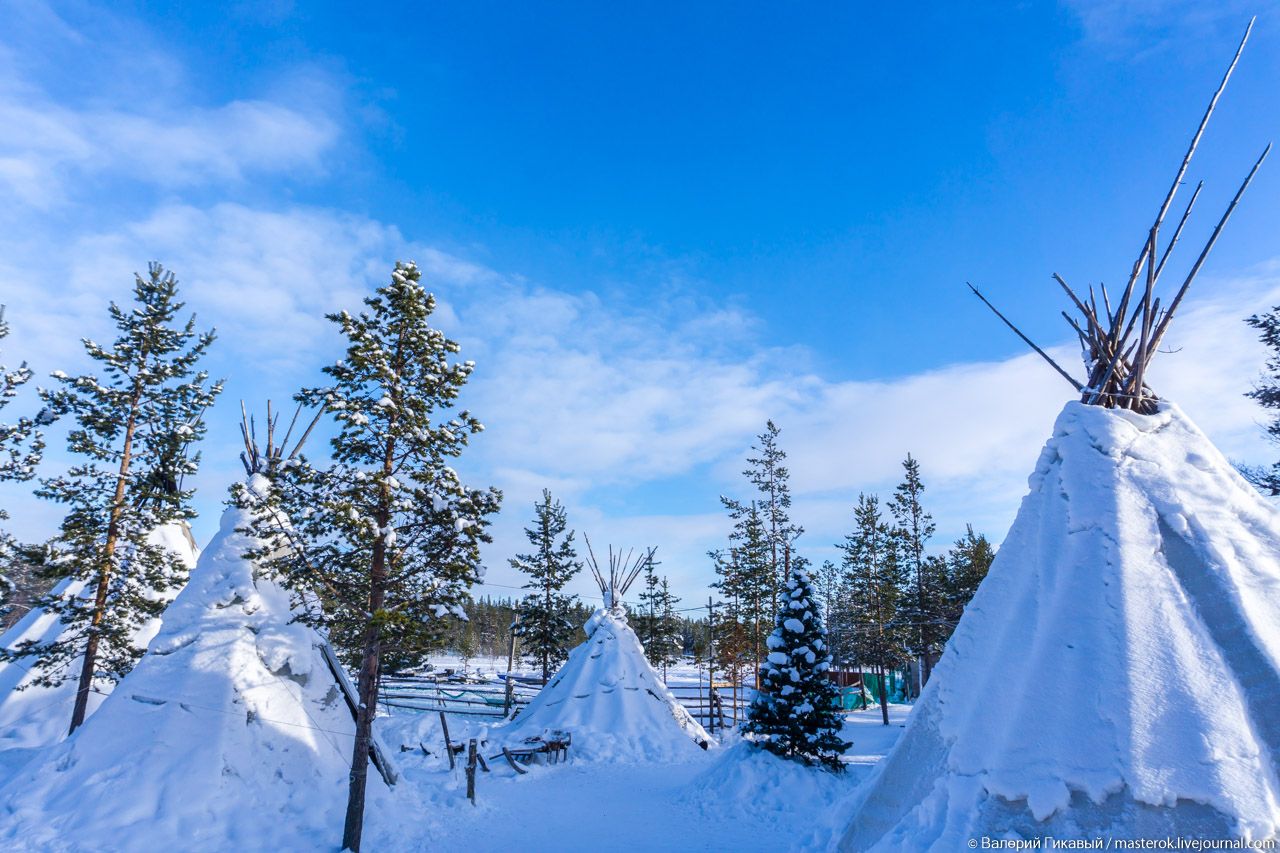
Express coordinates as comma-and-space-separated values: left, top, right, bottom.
498, 606, 711, 762
0, 485, 365, 851
839, 401, 1280, 849
0, 521, 198, 754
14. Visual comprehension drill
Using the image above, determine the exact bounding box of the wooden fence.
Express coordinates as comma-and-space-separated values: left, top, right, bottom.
378, 674, 542, 718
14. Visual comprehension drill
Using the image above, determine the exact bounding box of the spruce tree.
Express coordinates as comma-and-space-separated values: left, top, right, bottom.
743, 562, 848, 770
840, 493, 907, 725
244, 261, 499, 852
0, 307, 47, 617
1, 265, 220, 734
1245, 307, 1280, 495
887, 454, 946, 687
511, 489, 582, 683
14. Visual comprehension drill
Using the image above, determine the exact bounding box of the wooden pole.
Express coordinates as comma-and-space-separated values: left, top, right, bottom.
466, 739, 478, 805
968, 284, 1083, 391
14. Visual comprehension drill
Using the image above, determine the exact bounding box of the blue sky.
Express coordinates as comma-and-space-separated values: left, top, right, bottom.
1, 1, 1279, 607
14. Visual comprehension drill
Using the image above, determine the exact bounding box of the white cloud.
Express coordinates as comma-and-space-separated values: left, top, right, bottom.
0, 5, 339, 211
1, 194, 1275, 604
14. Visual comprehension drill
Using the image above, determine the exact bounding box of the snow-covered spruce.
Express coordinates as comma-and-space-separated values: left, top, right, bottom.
743, 563, 848, 770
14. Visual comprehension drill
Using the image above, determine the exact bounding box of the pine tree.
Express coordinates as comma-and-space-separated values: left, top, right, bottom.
511, 489, 582, 683
814, 558, 849, 673
743, 562, 848, 770
840, 493, 908, 726
0, 265, 220, 734
887, 453, 945, 687
712, 501, 772, 687
244, 261, 499, 852
0, 307, 47, 619
943, 525, 994, 626
648, 576, 683, 678
1245, 307, 1280, 495
634, 553, 661, 653
732, 420, 803, 613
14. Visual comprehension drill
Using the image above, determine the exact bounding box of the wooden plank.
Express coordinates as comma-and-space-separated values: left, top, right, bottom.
319, 640, 397, 787
501, 747, 529, 774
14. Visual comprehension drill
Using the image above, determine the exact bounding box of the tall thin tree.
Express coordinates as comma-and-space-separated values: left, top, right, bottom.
246, 261, 499, 852
840, 493, 907, 726
2, 265, 220, 734
887, 454, 945, 687
512, 489, 582, 683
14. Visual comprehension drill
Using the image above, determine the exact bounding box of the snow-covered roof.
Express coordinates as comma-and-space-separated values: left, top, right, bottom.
499, 606, 712, 762
839, 401, 1280, 848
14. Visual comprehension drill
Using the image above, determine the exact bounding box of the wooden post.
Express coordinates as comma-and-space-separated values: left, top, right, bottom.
504, 612, 519, 717
439, 711, 456, 770
706, 597, 716, 734
466, 739, 478, 805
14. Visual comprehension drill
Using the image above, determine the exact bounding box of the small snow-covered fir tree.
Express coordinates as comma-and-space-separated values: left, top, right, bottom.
512, 489, 582, 683
0, 307, 46, 619
245, 261, 499, 853
743, 561, 848, 770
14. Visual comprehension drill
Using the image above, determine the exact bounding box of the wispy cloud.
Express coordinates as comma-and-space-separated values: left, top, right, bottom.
0, 4, 339, 211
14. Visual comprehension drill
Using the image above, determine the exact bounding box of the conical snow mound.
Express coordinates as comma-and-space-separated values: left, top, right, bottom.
0, 521, 199, 753
0, 485, 358, 851
840, 402, 1280, 849
500, 606, 711, 762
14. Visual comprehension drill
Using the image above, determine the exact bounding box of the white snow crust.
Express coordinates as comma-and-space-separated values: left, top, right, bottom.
497, 606, 712, 762
0, 490, 363, 851
0, 522, 199, 754
839, 401, 1280, 849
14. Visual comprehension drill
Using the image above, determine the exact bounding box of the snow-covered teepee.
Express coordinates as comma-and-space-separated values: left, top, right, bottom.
0, 404, 389, 851
0, 521, 199, 753
841, 22, 1280, 849
499, 538, 711, 761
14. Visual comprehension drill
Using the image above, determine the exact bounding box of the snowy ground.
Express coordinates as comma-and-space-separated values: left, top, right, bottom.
359, 702, 910, 852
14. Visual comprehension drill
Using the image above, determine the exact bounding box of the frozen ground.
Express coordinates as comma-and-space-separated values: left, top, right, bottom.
359, 703, 910, 852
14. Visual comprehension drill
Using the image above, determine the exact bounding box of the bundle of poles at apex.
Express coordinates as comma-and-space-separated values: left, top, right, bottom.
238, 399, 324, 476
583, 534, 656, 611
970, 17, 1269, 415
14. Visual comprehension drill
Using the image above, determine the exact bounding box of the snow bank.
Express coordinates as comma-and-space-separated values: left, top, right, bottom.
0, 493, 364, 851
839, 401, 1280, 849
0, 521, 198, 755
691, 740, 854, 830
497, 607, 712, 762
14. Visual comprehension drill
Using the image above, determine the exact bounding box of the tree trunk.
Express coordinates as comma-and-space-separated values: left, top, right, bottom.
69, 382, 143, 735
878, 664, 890, 726
342, 413, 397, 851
